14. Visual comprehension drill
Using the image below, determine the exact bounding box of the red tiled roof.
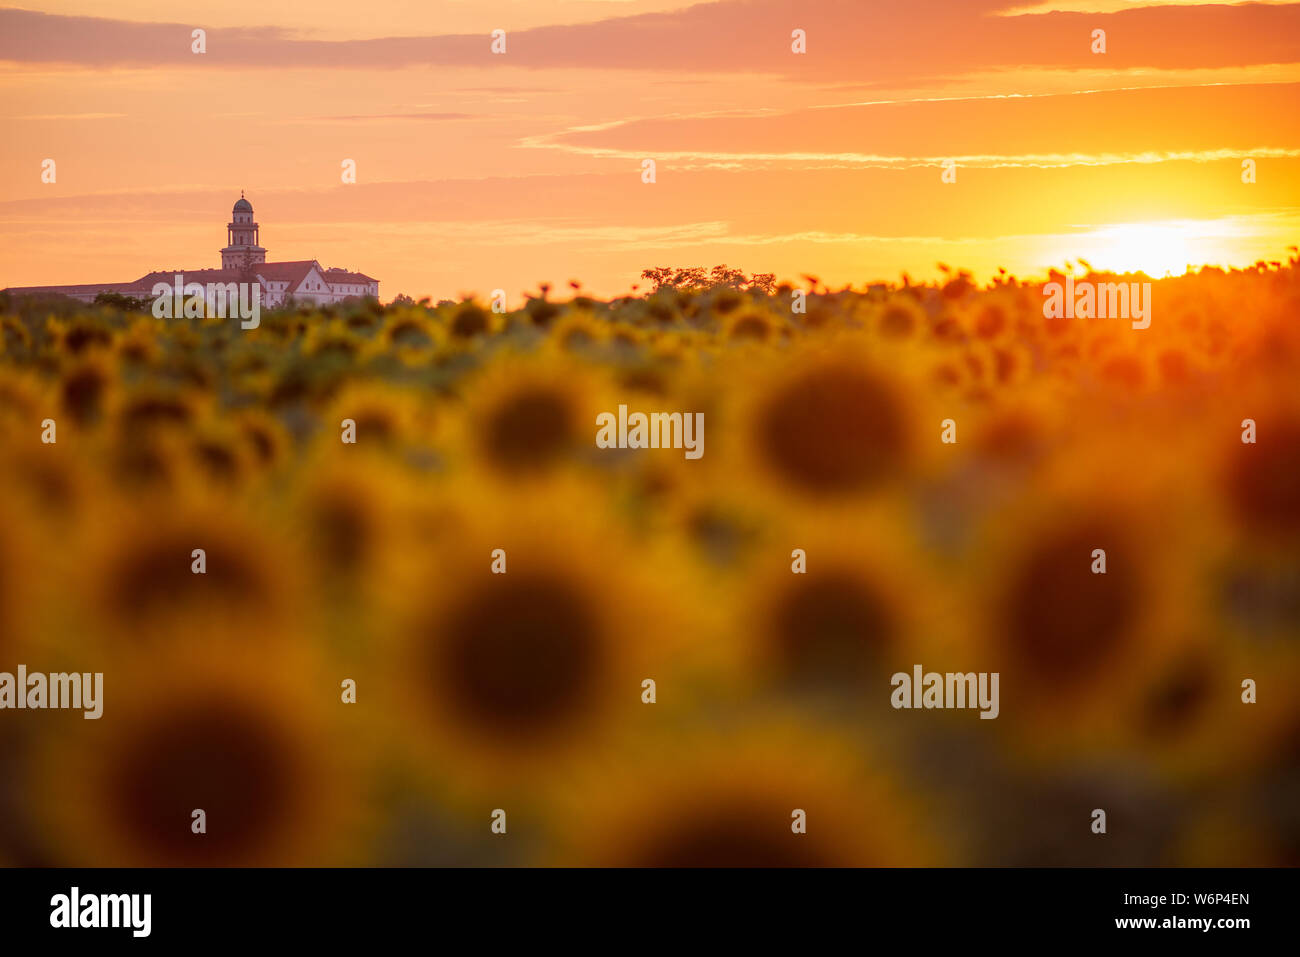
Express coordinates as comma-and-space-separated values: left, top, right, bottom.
2, 281, 145, 296
253, 261, 320, 285
135, 269, 261, 287
323, 268, 378, 284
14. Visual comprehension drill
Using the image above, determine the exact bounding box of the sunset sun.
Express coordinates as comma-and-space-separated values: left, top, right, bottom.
1051, 218, 1262, 279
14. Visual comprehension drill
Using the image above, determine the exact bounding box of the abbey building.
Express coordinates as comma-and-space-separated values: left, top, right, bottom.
3, 193, 379, 308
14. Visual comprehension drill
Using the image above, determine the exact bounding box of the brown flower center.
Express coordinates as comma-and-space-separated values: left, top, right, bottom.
755, 362, 907, 495
481, 386, 576, 475
107, 698, 297, 864
433, 573, 603, 737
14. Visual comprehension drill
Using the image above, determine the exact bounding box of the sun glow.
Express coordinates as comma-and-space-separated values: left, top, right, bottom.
1053, 219, 1266, 278
1081, 222, 1202, 277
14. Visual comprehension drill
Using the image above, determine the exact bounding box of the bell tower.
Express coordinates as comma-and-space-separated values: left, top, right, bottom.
220, 191, 267, 269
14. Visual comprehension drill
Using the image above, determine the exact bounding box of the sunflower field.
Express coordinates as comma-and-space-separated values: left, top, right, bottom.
1, 259, 1298, 867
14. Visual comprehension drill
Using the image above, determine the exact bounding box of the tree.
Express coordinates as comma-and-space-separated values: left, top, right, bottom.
640, 265, 776, 296
92, 291, 152, 311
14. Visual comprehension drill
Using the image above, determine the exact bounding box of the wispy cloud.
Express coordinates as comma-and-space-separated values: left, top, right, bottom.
2, 1, 1298, 81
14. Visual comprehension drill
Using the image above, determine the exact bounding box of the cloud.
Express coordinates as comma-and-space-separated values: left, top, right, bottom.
317, 112, 477, 122
2, 1, 1297, 82
529, 80, 1300, 170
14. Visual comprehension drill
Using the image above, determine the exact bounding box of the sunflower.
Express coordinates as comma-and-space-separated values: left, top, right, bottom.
31, 641, 370, 866
962, 469, 1194, 744
1217, 406, 1300, 542
391, 492, 670, 786
452, 351, 606, 482
230, 406, 292, 472
184, 418, 258, 488
115, 317, 164, 366
319, 380, 434, 458
871, 294, 926, 340
732, 337, 919, 500
0, 368, 45, 439
80, 493, 302, 646
606, 322, 647, 352
110, 381, 209, 439
288, 454, 423, 623
721, 305, 784, 344
443, 299, 499, 342
1117, 636, 1289, 783
950, 391, 1065, 494
554, 720, 938, 866
721, 508, 948, 703
0, 502, 40, 661
58, 354, 116, 428
546, 309, 608, 353
44, 315, 115, 358
378, 308, 444, 363
1, 315, 33, 355
300, 318, 365, 362
107, 428, 193, 491
0, 438, 96, 526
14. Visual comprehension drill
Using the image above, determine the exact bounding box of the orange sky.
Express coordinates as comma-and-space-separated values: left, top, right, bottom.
1, 0, 1298, 299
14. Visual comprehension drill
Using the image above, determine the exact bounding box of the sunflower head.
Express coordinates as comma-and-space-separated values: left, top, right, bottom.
33, 643, 366, 866
997, 512, 1145, 688
557, 723, 937, 866
742, 343, 915, 499
457, 354, 604, 481
59, 355, 115, 427
395, 498, 663, 783
1220, 411, 1300, 540
445, 300, 498, 341
723, 306, 782, 344
874, 296, 925, 339
85, 498, 299, 643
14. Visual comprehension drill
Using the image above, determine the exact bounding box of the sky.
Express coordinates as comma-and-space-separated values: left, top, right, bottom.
1, 0, 1298, 300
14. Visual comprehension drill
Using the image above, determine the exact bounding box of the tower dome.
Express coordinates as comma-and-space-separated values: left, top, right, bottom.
221, 191, 266, 269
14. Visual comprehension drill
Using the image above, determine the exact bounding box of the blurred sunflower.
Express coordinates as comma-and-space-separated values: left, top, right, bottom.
547, 309, 607, 353
554, 720, 938, 866
964, 481, 1192, 742
290, 455, 421, 620
186, 417, 259, 488
392, 493, 670, 786
723, 509, 948, 702
44, 315, 115, 358
1217, 406, 1300, 542
0, 438, 95, 526
0, 502, 40, 660
115, 318, 164, 366
320, 380, 434, 458
732, 338, 918, 500
966, 394, 1059, 476
300, 318, 366, 363
722, 305, 784, 344
452, 352, 606, 482
32, 642, 370, 866
872, 295, 926, 340
1119, 637, 1286, 782
378, 308, 443, 363
80, 494, 302, 645
443, 299, 499, 342
110, 381, 209, 439
58, 353, 117, 428
1, 315, 33, 355
0, 368, 45, 438
231, 406, 292, 472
